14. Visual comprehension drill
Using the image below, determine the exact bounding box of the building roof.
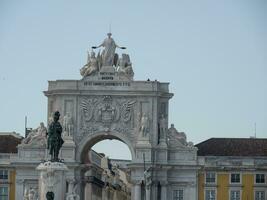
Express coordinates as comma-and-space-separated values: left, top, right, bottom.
0, 132, 23, 153
196, 138, 267, 156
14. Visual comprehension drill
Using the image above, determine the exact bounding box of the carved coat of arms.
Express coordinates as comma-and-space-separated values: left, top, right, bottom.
79, 95, 136, 136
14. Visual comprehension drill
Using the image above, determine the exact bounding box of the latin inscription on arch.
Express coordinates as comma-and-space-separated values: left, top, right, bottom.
83, 81, 131, 86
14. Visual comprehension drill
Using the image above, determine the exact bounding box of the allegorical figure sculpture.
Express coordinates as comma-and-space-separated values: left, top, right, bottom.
92, 32, 126, 66
47, 111, 64, 161
22, 122, 47, 146
117, 53, 134, 79
167, 124, 187, 146
80, 51, 99, 77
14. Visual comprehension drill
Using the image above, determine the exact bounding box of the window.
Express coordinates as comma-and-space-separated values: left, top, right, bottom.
231, 173, 240, 183
230, 190, 240, 200
255, 191, 265, 200
0, 170, 8, 180
173, 189, 183, 200
206, 172, 216, 183
0, 186, 8, 200
205, 189, 216, 200
256, 174, 265, 184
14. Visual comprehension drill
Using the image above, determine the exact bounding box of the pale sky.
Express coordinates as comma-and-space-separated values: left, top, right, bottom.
0, 0, 266, 159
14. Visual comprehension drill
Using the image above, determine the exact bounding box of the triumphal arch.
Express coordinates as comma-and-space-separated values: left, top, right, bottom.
14, 33, 199, 200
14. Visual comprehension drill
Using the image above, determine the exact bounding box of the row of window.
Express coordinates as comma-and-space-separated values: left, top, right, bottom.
0, 186, 8, 200
0, 171, 9, 200
205, 172, 266, 184
173, 189, 266, 200
0, 170, 8, 180
173, 189, 183, 200
205, 189, 266, 200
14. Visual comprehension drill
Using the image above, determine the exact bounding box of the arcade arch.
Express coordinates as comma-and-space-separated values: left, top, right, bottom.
76, 131, 135, 164
76, 132, 135, 200
92, 140, 132, 160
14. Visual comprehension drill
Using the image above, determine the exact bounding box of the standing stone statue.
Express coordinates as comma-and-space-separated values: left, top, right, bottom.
63, 112, 73, 137
23, 188, 28, 200
140, 114, 149, 137
92, 33, 126, 66
47, 111, 64, 162
159, 114, 167, 139
80, 51, 99, 77
28, 188, 37, 200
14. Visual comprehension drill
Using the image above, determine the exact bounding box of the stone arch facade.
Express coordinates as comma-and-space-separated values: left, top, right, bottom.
14, 35, 200, 200
40, 35, 200, 199
43, 75, 199, 199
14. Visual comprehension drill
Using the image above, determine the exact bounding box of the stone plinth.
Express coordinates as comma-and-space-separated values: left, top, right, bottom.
36, 161, 68, 200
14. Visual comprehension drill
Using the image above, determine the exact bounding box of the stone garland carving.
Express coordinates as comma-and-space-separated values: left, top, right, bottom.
66, 180, 80, 200
66, 192, 80, 200
144, 167, 152, 189
79, 96, 136, 139
37, 161, 68, 194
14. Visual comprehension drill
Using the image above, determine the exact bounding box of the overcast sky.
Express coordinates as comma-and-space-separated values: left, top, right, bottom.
0, 0, 266, 159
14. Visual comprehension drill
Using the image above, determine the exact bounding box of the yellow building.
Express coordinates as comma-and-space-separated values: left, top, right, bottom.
196, 138, 267, 200
0, 132, 22, 200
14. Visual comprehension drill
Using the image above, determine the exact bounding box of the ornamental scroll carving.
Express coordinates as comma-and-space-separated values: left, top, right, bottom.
79, 96, 136, 137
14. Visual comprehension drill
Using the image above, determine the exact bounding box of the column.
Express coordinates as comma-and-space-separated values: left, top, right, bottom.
161, 181, 168, 200
102, 187, 108, 200
133, 182, 141, 200
131, 186, 135, 200
84, 182, 92, 200
146, 186, 151, 200
15, 179, 24, 200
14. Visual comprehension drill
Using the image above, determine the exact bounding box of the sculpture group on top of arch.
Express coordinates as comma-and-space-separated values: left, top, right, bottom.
80, 33, 134, 79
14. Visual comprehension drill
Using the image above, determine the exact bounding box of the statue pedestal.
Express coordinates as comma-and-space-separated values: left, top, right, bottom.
136, 135, 151, 146
158, 138, 168, 148
36, 161, 68, 200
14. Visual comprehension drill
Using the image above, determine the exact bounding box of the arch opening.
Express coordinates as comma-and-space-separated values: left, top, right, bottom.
78, 132, 134, 200
78, 132, 135, 164
92, 139, 132, 160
